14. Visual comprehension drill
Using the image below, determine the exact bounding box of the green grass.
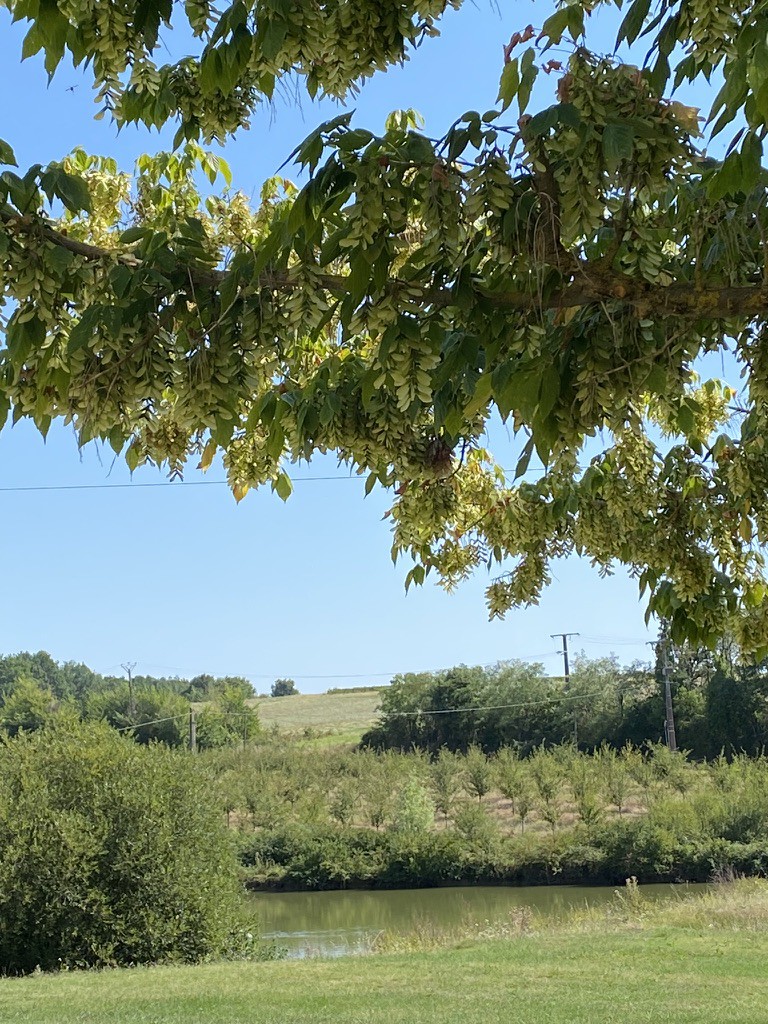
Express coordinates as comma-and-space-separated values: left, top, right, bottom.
253, 690, 381, 743
3, 930, 766, 1024
6, 884, 768, 1024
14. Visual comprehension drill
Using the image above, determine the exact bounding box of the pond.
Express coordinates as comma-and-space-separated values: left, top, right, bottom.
252, 882, 711, 958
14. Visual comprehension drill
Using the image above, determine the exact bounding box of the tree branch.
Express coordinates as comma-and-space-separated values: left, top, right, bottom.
6, 211, 767, 324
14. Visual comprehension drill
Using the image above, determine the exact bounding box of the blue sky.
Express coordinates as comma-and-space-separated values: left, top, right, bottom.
0, 2, 719, 689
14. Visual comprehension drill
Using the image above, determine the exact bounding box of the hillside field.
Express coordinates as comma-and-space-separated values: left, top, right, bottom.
252, 688, 382, 744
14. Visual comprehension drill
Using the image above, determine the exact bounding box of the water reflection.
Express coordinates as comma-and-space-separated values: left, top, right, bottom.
252, 883, 709, 958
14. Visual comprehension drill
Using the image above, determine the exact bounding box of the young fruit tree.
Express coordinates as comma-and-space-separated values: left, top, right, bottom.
1, 0, 766, 650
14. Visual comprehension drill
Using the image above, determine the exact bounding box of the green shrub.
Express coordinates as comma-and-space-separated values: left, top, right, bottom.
196, 684, 261, 750
0, 721, 246, 973
0, 675, 57, 736
391, 779, 435, 835
452, 801, 500, 854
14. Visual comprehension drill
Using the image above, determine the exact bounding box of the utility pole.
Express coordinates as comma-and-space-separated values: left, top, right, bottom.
552, 633, 580, 746
121, 662, 137, 721
649, 636, 678, 752
189, 707, 197, 754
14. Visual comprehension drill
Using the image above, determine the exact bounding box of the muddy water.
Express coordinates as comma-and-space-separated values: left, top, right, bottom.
252, 882, 710, 957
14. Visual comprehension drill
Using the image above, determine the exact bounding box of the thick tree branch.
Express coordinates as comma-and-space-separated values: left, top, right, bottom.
6, 211, 766, 323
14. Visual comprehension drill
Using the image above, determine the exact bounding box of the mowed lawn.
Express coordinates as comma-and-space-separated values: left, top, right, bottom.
253, 689, 381, 742
4, 929, 768, 1024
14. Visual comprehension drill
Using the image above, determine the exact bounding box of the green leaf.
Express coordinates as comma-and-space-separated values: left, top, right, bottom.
1, 169, 39, 212
676, 402, 696, 436
707, 151, 744, 201
510, 369, 541, 420
261, 18, 288, 61
265, 422, 285, 460
644, 364, 667, 396
566, 5, 585, 38
602, 123, 634, 173
537, 365, 561, 419
125, 445, 141, 472
741, 132, 763, 191
7, 313, 45, 363
557, 103, 581, 129
0, 140, 17, 167
497, 59, 519, 113
616, 0, 652, 46
47, 167, 92, 214
526, 106, 559, 137
515, 436, 535, 479
347, 257, 370, 308
37, 0, 69, 73
538, 9, 570, 44
68, 306, 101, 353
21, 25, 44, 61
108, 425, 125, 455
518, 49, 538, 115
110, 265, 134, 299
336, 128, 375, 152
274, 472, 293, 501
199, 48, 223, 95
119, 226, 149, 244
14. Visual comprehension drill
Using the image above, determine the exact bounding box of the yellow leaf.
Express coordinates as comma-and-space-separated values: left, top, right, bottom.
668, 102, 701, 136
197, 439, 217, 472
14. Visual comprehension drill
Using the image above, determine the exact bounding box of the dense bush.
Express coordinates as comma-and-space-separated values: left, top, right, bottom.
196, 684, 261, 749
86, 684, 190, 745
239, 814, 768, 892
0, 675, 57, 735
0, 722, 248, 973
240, 825, 471, 889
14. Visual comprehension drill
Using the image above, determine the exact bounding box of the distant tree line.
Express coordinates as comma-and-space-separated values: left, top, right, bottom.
0, 651, 260, 749
361, 647, 768, 760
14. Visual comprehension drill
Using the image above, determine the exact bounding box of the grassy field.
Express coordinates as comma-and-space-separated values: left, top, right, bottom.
4, 930, 766, 1023
5, 884, 768, 1024
252, 689, 382, 743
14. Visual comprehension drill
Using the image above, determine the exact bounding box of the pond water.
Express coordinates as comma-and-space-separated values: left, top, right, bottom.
252, 882, 711, 958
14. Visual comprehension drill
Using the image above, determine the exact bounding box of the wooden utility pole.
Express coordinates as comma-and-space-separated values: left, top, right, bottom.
648, 636, 678, 752
659, 642, 678, 753
552, 632, 580, 746
121, 661, 137, 721
189, 707, 197, 754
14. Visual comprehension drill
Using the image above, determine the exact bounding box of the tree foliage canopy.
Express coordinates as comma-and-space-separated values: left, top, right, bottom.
3, 0, 768, 648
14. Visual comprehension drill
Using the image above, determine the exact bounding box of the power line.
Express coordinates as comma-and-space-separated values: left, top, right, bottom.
115, 713, 187, 732
384, 684, 643, 718
111, 682, 642, 729
128, 649, 572, 683
580, 634, 650, 647
243, 654, 560, 680
90, 638, 651, 687
0, 475, 360, 493
0, 464, 560, 495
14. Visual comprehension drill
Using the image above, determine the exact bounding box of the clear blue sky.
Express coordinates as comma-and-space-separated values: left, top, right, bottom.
0, 3, 721, 689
